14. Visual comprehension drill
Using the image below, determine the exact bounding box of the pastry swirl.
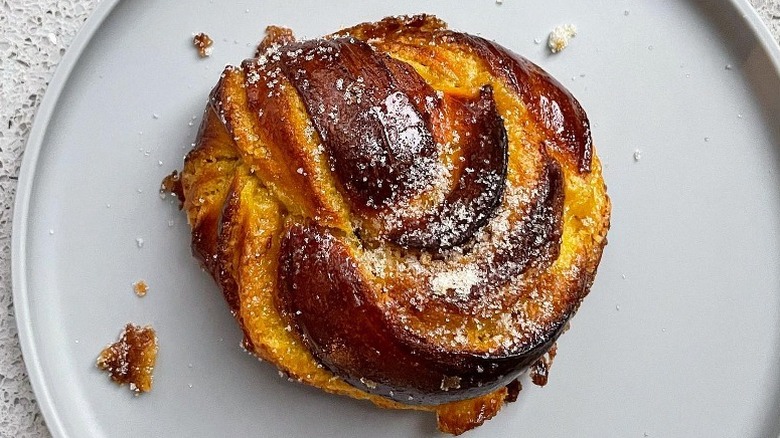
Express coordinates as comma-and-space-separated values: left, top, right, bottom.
170, 15, 610, 434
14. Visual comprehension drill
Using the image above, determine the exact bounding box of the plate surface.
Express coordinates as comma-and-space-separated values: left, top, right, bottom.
13, 1, 780, 437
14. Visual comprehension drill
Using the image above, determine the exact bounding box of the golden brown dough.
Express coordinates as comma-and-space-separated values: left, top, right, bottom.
167, 14, 610, 434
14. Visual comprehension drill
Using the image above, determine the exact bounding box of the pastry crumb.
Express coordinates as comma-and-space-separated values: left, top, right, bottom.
96, 324, 158, 393
161, 170, 184, 206
548, 24, 577, 53
530, 344, 557, 387
133, 280, 148, 297
505, 379, 522, 403
193, 32, 214, 58
255, 25, 295, 58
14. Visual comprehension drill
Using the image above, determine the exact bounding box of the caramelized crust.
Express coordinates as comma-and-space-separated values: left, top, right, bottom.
171, 14, 610, 434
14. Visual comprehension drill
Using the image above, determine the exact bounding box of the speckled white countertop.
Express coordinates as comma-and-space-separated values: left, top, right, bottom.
0, 1, 778, 436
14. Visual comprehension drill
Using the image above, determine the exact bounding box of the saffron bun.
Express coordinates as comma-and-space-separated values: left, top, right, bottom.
170, 14, 610, 435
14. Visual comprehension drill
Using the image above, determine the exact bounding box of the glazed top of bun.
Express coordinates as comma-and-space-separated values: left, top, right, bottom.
176, 14, 610, 406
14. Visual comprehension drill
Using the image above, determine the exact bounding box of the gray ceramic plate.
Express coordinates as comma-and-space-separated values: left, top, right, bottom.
13, 1, 780, 437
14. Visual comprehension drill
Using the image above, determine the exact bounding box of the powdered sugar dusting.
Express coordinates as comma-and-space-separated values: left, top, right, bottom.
430, 265, 481, 300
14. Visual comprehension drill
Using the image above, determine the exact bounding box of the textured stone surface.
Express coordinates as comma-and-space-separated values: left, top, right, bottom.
0, 1, 778, 436
754, 0, 780, 37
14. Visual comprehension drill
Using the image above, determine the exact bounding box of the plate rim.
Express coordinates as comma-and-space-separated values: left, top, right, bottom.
10, 1, 780, 437
11, 1, 121, 436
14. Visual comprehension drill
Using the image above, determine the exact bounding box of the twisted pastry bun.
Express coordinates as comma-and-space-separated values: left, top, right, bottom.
171, 15, 610, 435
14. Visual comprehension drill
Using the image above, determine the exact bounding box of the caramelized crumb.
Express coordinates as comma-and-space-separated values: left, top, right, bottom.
255, 25, 295, 57
96, 324, 158, 393
133, 280, 148, 297
161, 170, 184, 208
192, 32, 213, 58
504, 379, 522, 403
530, 344, 558, 387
